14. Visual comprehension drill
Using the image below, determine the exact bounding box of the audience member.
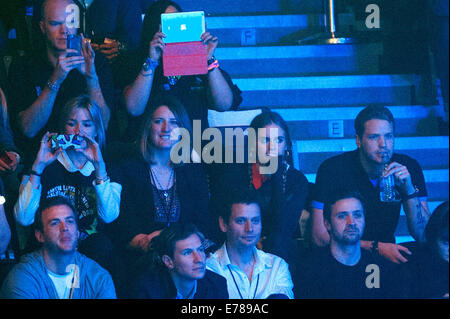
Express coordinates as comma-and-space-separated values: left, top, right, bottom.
428, 0, 449, 125
294, 190, 408, 298
128, 223, 228, 299
30, 0, 142, 67
0, 196, 116, 299
106, 94, 213, 263
121, 0, 242, 141
210, 111, 309, 263
8, 0, 114, 168
407, 201, 449, 298
1, 85, 21, 259
206, 191, 294, 299
73, 0, 143, 59
311, 106, 431, 264
0, 179, 11, 255
0, 86, 20, 174
13, 95, 121, 272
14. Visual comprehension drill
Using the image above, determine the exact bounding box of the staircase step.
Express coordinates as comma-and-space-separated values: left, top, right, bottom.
216, 43, 383, 75
275, 105, 444, 122
298, 149, 449, 174
283, 105, 444, 138
207, 14, 324, 45
234, 74, 418, 107
208, 105, 445, 138
176, 0, 282, 15
296, 136, 448, 154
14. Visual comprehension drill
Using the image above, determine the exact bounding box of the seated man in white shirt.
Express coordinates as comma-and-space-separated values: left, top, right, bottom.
206, 191, 294, 299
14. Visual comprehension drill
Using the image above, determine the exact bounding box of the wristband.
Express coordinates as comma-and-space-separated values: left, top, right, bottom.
142, 57, 159, 73
402, 186, 420, 201
95, 175, 110, 185
30, 170, 42, 177
207, 60, 219, 72
207, 56, 217, 66
46, 80, 60, 92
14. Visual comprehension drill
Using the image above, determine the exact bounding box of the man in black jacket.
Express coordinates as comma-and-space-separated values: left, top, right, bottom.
128, 223, 228, 299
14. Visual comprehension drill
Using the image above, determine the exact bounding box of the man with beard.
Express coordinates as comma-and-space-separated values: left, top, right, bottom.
294, 191, 407, 298
311, 105, 430, 264
0, 196, 116, 299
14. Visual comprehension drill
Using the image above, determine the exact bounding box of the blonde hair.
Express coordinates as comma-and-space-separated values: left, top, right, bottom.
59, 95, 106, 148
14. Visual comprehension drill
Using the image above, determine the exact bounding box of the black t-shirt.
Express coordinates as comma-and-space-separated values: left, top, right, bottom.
407, 246, 449, 298
294, 248, 407, 299
40, 160, 106, 240
8, 52, 115, 168
313, 150, 427, 243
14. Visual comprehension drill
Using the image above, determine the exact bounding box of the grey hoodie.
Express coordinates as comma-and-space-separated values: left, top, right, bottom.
0, 250, 116, 299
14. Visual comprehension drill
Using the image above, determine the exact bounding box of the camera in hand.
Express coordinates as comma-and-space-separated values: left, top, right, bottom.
51, 134, 84, 150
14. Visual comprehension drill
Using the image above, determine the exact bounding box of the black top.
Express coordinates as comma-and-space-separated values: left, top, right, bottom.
106, 158, 215, 250
407, 245, 449, 298
129, 267, 229, 299
210, 161, 310, 262
293, 248, 408, 299
8, 52, 114, 169
76, 0, 143, 51
40, 160, 115, 240
75, 0, 144, 91
313, 150, 427, 243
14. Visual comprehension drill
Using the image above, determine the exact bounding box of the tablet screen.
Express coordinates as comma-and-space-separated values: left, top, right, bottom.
161, 11, 205, 43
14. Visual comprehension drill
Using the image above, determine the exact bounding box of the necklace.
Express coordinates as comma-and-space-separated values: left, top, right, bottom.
150, 166, 174, 201
149, 166, 179, 226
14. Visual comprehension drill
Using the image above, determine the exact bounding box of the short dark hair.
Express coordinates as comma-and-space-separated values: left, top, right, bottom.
34, 196, 78, 232
219, 190, 261, 224
152, 223, 205, 260
425, 201, 449, 248
323, 190, 365, 222
354, 105, 395, 137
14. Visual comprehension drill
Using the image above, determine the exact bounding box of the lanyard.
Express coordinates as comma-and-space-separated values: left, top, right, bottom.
227, 265, 260, 299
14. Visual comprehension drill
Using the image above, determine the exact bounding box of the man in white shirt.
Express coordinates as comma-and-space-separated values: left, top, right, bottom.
206, 191, 294, 299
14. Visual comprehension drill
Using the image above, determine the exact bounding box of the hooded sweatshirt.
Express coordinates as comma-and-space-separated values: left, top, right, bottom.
0, 250, 116, 299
